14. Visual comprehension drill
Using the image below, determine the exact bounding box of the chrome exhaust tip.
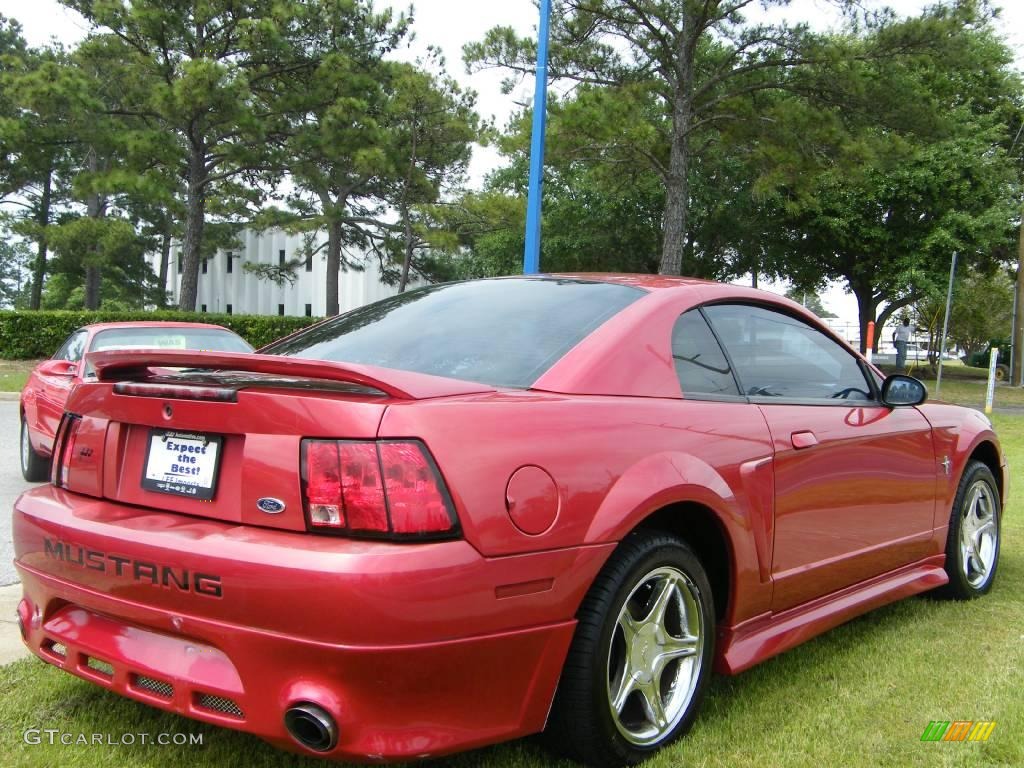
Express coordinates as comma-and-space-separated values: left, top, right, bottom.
284, 702, 338, 753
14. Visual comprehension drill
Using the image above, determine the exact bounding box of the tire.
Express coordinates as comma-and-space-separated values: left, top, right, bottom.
995, 364, 1008, 382
545, 531, 715, 767
20, 417, 50, 482
934, 460, 1001, 600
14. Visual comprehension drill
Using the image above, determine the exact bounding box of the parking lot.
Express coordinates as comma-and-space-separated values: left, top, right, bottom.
1, 400, 39, 586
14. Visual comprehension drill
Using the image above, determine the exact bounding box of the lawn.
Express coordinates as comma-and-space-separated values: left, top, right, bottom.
893, 361, 1024, 409
1, 425, 1023, 767
0, 359, 37, 393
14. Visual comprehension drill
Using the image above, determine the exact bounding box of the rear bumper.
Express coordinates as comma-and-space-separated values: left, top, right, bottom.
14, 485, 614, 760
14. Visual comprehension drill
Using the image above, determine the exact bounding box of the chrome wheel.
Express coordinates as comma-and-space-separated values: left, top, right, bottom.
20, 420, 30, 474
960, 480, 998, 588
606, 566, 704, 746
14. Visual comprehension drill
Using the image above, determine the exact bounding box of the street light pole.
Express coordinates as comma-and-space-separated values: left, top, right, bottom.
935, 251, 957, 398
523, 0, 552, 275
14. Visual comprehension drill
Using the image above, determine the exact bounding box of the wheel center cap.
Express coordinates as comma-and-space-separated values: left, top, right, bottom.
630, 623, 661, 683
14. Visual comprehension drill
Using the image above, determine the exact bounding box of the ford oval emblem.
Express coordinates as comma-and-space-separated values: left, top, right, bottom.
257, 497, 286, 514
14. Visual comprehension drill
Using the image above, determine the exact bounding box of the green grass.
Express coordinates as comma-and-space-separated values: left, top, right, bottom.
0, 359, 36, 393
2, 427, 1023, 767
930, 379, 1024, 409
878, 361, 1024, 409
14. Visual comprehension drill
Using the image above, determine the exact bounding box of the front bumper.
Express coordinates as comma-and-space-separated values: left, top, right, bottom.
14, 485, 614, 760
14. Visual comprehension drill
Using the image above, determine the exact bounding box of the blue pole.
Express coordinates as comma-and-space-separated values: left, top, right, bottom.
523, 0, 552, 274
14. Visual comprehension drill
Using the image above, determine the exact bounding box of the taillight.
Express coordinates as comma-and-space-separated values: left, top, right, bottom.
301, 439, 459, 540
51, 414, 82, 487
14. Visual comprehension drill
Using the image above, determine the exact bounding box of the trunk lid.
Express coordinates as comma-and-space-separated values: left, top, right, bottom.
61, 350, 494, 532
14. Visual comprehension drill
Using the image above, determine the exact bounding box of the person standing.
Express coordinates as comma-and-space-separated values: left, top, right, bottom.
893, 317, 912, 370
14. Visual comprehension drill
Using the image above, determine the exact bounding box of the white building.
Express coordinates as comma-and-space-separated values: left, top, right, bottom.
153, 228, 418, 317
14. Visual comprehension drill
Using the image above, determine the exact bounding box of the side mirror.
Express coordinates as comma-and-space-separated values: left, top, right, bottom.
881, 374, 927, 407
38, 359, 78, 378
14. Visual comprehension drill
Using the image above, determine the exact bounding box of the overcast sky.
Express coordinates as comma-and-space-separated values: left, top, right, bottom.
2, 0, 1021, 326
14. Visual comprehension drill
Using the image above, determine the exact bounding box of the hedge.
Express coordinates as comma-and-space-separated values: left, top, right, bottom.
0, 310, 321, 360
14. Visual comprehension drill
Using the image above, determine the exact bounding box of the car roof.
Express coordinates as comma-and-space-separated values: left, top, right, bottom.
546, 272, 718, 291
80, 321, 236, 333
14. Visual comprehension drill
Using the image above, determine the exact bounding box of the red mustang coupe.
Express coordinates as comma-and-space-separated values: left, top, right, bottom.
19, 322, 252, 482
13, 276, 1004, 766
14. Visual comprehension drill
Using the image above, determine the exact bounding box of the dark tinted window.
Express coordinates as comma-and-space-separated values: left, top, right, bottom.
671, 311, 739, 397
263, 278, 645, 388
704, 304, 872, 401
89, 328, 253, 354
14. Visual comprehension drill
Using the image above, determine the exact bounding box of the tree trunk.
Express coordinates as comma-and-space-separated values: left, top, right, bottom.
157, 218, 172, 308
83, 151, 103, 310
399, 124, 419, 294
325, 218, 343, 316
659, 25, 695, 277
852, 283, 879, 354
874, 294, 920, 354
399, 204, 414, 293
29, 170, 52, 310
659, 94, 691, 276
178, 143, 207, 311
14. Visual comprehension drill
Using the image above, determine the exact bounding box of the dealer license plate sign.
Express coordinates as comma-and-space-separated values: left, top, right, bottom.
142, 429, 223, 500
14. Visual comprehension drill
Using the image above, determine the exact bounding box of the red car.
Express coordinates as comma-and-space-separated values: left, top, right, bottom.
19, 322, 253, 482
13, 276, 1005, 766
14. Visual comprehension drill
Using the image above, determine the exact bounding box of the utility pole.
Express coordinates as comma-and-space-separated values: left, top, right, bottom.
935, 251, 958, 399
523, 0, 552, 275
1015, 207, 1024, 386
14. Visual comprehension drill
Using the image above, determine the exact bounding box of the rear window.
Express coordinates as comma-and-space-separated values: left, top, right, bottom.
89, 328, 253, 354
262, 278, 645, 388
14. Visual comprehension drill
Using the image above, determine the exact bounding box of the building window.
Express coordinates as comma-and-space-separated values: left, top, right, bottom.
305, 303, 312, 317
278, 304, 285, 316
201, 304, 207, 313
305, 252, 312, 272
226, 251, 233, 273
177, 253, 182, 272
279, 249, 286, 266
226, 304, 232, 315
201, 258, 208, 274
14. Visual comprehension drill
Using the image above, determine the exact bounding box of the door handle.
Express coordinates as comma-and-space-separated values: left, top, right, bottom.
791, 431, 818, 449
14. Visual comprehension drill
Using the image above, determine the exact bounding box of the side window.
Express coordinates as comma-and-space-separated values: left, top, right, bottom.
671, 310, 740, 397
53, 330, 87, 363
704, 304, 873, 401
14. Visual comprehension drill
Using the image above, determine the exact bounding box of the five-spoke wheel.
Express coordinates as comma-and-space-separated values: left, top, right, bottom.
959, 480, 998, 588
936, 459, 1001, 599
546, 531, 714, 767
607, 566, 703, 746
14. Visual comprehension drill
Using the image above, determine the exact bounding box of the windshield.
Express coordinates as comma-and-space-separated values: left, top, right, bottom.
262, 278, 645, 388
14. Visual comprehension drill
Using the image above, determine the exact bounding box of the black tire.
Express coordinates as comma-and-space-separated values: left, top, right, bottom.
934, 460, 1001, 600
995, 364, 1009, 382
20, 417, 50, 482
545, 530, 715, 767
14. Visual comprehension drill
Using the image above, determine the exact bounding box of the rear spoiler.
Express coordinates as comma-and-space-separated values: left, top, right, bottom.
85, 350, 495, 401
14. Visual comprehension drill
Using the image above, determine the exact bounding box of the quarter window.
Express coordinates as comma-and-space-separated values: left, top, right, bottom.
671, 311, 740, 397
53, 330, 87, 363
704, 304, 873, 402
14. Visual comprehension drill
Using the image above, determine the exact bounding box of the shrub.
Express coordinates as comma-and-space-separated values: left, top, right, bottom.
0, 310, 320, 360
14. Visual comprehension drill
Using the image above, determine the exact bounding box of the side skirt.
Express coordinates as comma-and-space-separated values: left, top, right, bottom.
716, 556, 948, 675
